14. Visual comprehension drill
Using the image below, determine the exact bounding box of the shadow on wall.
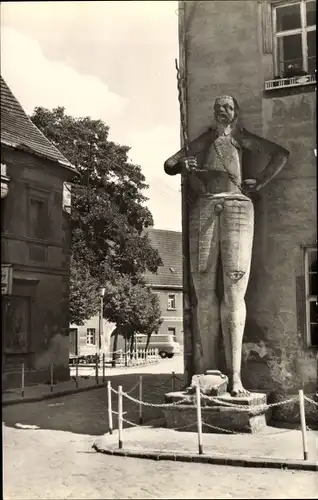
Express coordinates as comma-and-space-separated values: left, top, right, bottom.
242, 318, 278, 394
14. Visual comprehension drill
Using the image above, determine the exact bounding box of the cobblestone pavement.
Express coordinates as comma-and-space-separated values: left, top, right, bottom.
3, 373, 318, 499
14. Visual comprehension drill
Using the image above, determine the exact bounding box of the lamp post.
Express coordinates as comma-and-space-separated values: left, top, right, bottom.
99, 286, 105, 353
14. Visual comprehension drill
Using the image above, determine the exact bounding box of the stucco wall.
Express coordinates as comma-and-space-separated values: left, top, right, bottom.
182, 0, 317, 395
70, 316, 115, 356
155, 288, 183, 344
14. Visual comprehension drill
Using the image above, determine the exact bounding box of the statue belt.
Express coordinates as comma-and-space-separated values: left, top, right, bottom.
198, 194, 250, 213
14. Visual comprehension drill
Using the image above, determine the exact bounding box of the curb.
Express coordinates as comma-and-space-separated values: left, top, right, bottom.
2, 381, 109, 407
92, 443, 318, 472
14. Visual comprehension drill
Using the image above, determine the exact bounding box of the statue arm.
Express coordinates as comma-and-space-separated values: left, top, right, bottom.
164, 148, 186, 175
164, 130, 212, 175
239, 128, 290, 190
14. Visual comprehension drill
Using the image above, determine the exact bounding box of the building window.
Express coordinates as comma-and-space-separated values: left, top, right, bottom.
167, 294, 176, 310
168, 327, 177, 341
29, 198, 48, 239
273, 0, 316, 78
86, 328, 96, 345
305, 246, 317, 347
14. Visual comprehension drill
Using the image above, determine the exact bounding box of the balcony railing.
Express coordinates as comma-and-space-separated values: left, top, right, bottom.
265, 74, 316, 91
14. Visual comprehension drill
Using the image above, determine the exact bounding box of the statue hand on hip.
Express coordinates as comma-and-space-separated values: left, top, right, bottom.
241, 178, 257, 195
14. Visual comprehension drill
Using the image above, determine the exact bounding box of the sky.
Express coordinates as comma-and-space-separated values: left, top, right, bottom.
1, 1, 182, 231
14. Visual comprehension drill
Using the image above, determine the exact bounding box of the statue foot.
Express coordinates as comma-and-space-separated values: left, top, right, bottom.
230, 379, 250, 397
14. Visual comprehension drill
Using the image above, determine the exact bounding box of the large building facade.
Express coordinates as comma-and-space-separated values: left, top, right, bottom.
178, 0, 317, 400
1, 76, 76, 388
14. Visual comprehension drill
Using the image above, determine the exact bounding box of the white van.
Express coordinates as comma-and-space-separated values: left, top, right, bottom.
136, 333, 181, 358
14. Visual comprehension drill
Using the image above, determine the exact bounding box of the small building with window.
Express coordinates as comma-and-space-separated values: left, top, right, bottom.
69, 229, 183, 356
1, 76, 77, 388
69, 317, 115, 360
178, 0, 316, 401
144, 228, 183, 345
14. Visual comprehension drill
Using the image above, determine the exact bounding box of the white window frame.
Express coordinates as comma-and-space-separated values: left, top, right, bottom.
304, 246, 317, 347
86, 328, 96, 346
272, 0, 316, 77
167, 294, 176, 310
168, 327, 176, 335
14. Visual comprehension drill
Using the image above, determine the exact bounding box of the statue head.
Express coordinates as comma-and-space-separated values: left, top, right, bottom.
214, 95, 239, 126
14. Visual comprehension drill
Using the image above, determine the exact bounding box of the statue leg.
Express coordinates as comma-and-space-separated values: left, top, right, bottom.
220, 196, 254, 396
189, 195, 220, 374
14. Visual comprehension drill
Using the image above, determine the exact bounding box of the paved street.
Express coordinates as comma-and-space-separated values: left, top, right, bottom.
3, 363, 318, 499
3, 423, 318, 500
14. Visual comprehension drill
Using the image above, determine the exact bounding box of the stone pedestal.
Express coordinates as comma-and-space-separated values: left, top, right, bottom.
164, 390, 268, 434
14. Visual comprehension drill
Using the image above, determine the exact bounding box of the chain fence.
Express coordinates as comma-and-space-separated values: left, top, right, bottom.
104, 380, 317, 460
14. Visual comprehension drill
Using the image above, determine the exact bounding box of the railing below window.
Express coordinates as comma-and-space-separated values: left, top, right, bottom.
265, 74, 316, 90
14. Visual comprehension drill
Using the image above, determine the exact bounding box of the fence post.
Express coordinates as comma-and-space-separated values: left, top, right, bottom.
139, 375, 143, 425
196, 384, 203, 455
95, 354, 99, 385
118, 385, 123, 449
172, 371, 176, 392
50, 363, 54, 393
299, 389, 308, 460
75, 357, 79, 389
107, 380, 113, 434
21, 363, 25, 398
102, 353, 105, 383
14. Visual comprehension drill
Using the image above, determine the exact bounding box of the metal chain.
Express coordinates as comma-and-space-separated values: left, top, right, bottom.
122, 391, 191, 408
110, 386, 299, 412
304, 395, 318, 407
212, 141, 244, 194
202, 393, 298, 412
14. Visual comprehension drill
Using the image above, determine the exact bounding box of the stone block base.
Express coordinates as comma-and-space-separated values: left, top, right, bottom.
270, 393, 318, 426
164, 391, 268, 434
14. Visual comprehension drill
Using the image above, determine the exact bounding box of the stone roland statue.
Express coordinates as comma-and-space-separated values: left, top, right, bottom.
164, 95, 289, 396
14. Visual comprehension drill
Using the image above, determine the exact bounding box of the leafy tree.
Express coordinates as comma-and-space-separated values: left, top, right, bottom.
69, 257, 99, 326
104, 275, 162, 361
30, 107, 162, 326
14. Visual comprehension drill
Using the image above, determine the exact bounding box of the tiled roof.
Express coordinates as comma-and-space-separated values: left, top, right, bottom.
0, 76, 75, 171
144, 228, 183, 289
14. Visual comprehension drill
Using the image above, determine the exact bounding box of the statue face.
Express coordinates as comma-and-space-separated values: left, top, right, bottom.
214, 96, 236, 125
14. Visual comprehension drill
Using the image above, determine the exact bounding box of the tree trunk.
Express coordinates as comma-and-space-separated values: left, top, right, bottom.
130, 332, 135, 360
145, 332, 152, 352
124, 336, 128, 367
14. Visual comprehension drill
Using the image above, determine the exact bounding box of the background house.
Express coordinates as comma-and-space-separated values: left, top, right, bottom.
178, 0, 317, 400
69, 228, 183, 357
1, 76, 76, 388
143, 228, 183, 344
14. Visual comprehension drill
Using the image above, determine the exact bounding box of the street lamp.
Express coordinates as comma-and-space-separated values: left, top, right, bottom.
99, 286, 105, 353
